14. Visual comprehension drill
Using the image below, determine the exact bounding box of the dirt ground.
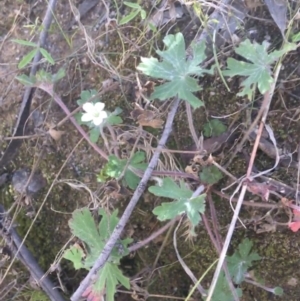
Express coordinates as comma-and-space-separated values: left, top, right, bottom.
1, 1, 300, 301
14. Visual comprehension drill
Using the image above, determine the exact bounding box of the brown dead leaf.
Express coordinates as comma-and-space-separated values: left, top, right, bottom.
131, 103, 164, 128
137, 112, 164, 128
131, 103, 144, 120
48, 128, 65, 141
247, 180, 270, 201
104, 180, 130, 200
185, 164, 200, 176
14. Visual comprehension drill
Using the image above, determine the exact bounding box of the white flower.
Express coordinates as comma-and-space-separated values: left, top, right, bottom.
81, 102, 108, 126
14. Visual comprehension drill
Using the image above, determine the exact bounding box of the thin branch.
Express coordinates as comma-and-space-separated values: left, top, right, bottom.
185, 102, 200, 148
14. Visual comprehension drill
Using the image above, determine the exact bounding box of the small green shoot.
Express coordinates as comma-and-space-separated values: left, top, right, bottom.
203, 119, 227, 137
16, 68, 65, 86
273, 287, 284, 296
12, 39, 55, 69
223, 39, 296, 99
227, 238, 261, 284
98, 151, 147, 189
137, 32, 212, 108
149, 177, 206, 235
200, 166, 223, 185
63, 208, 132, 301
119, 2, 146, 25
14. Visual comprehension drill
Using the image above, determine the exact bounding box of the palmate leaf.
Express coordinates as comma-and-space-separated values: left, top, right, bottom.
149, 178, 206, 235
227, 238, 261, 284
137, 32, 211, 108
223, 39, 296, 99
103, 151, 147, 189
63, 208, 132, 301
207, 272, 243, 301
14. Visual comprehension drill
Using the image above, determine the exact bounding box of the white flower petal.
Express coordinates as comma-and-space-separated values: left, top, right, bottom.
93, 117, 104, 126
82, 102, 94, 113
81, 113, 93, 122
94, 102, 105, 111
99, 111, 108, 119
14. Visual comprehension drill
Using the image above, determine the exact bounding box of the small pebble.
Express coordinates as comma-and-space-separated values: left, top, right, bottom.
12, 168, 46, 197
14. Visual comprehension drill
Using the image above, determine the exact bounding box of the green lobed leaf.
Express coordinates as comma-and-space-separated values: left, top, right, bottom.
68, 208, 103, 251
36, 69, 52, 82
223, 39, 296, 99
64, 208, 131, 301
203, 119, 227, 137
227, 238, 261, 284
137, 32, 209, 108
92, 262, 130, 301
200, 166, 223, 184
150, 178, 206, 234
63, 246, 85, 269
208, 272, 243, 301
102, 152, 147, 189
149, 177, 192, 200
77, 89, 99, 105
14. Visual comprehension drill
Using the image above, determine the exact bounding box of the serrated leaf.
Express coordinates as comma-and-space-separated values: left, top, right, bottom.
15, 74, 35, 86
69, 208, 103, 251
203, 119, 227, 137
90, 263, 130, 301
227, 238, 261, 284
223, 39, 296, 99
18, 48, 37, 69
36, 69, 52, 82
40, 47, 55, 64
102, 152, 147, 189
200, 166, 223, 184
12, 39, 37, 47
149, 177, 192, 200
77, 89, 99, 105
150, 178, 206, 234
63, 245, 85, 269
119, 9, 139, 25
208, 272, 243, 301
65, 208, 131, 301
137, 33, 209, 108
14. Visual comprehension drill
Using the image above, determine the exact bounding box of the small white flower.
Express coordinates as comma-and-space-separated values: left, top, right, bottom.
81, 102, 108, 126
